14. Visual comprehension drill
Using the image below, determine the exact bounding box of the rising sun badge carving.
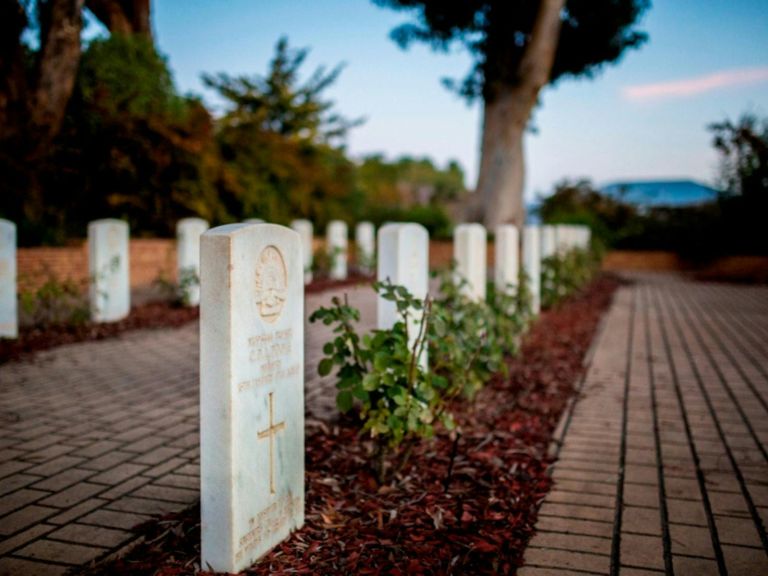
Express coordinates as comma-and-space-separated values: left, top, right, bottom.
255, 245, 288, 323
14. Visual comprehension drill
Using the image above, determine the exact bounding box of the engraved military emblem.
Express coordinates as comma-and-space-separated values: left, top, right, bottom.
255, 245, 288, 323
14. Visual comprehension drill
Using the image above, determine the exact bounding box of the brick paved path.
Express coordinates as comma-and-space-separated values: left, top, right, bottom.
2, 275, 767, 575
521, 274, 768, 575
0, 285, 376, 575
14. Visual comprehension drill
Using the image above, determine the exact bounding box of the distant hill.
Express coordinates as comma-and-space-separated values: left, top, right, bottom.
600, 179, 720, 208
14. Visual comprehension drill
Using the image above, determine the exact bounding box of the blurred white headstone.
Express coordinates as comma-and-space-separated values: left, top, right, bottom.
290, 219, 314, 284
494, 224, 519, 297
176, 217, 209, 306
0, 219, 17, 338
355, 221, 375, 275
326, 220, 348, 280
377, 223, 429, 368
523, 226, 541, 315
88, 219, 130, 322
454, 223, 487, 301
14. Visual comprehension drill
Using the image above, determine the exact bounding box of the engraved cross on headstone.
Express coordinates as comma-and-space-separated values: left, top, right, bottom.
257, 391, 286, 494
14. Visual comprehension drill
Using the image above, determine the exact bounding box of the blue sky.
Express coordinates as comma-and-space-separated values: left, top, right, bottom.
146, 1, 768, 201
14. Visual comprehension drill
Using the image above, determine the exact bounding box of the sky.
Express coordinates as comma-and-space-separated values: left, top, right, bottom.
143, 0, 768, 201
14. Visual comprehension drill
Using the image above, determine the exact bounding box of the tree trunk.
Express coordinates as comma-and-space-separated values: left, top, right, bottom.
476, 0, 565, 229
86, 0, 152, 38
27, 0, 85, 159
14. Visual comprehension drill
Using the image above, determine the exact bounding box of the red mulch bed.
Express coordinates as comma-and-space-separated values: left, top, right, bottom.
0, 275, 372, 364
77, 274, 620, 576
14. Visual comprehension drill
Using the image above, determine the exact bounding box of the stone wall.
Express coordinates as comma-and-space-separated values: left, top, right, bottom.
18, 239, 177, 293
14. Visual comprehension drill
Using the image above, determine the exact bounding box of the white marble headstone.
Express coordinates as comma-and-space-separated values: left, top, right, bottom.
245, 218, 265, 224
454, 223, 487, 301
0, 219, 17, 338
326, 220, 348, 280
355, 221, 375, 275
290, 219, 313, 284
176, 217, 209, 306
377, 223, 429, 368
200, 223, 304, 573
494, 224, 519, 297
541, 225, 557, 259
523, 226, 541, 315
88, 219, 130, 322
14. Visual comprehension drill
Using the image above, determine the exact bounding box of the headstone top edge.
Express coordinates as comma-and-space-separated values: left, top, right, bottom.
204, 223, 299, 239
89, 218, 128, 228
0, 219, 16, 230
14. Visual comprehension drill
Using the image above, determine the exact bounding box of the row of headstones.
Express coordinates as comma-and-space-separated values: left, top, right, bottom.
0, 217, 213, 338
197, 219, 591, 573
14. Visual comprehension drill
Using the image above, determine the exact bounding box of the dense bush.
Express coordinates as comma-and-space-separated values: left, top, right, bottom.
310, 270, 534, 480
540, 113, 768, 259
1, 36, 467, 246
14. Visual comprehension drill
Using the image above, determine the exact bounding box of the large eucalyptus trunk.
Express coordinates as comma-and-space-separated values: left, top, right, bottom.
477, 0, 565, 229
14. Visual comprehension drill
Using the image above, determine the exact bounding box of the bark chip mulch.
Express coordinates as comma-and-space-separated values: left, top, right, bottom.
77, 274, 621, 576
0, 275, 370, 364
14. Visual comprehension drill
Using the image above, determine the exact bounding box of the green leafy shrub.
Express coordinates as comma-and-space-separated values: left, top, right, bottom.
310, 282, 447, 480
20, 275, 89, 328
541, 247, 600, 308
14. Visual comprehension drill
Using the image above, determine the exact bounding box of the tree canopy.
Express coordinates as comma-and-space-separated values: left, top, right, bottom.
374, 0, 650, 101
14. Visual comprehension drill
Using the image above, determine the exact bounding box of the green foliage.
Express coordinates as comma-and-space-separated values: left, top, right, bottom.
311, 272, 529, 480
78, 34, 186, 121
204, 37, 363, 229
541, 248, 600, 309
542, 121, 768, 261
309, 284, 442, 475
372, 0, 650, 101
19, 275, 90, 328
429, 268, 525, 400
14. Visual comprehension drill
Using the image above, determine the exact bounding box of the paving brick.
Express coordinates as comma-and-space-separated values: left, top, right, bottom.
78, 450, 135, 471
0, 473, 45, 497
140, 457, 188, 478
529, 531, 611, 555
0, 460, 32, 480
666, 498, 709, 526
105, 496, 180, 516
524, 547, 610, 573
668, 523, 716, 558
0, 557, 68, 576
47, 498, 108, 525
623, 482, 659, 508
0, 505, 58, 537
87, 462, 148, 485
131, 446, 184, 466
622, 506, 662, 536
14, 538, 106, 565
620, 533, 664, 571
48, 523, 132, 548
131, 484, 197, 504
0, 489, 50, 517
538, 502, 614, 523
152, 473, 197, 490
31, 468, 95, 491
71, 440, 122, 458
533, 516, 613, 539
78, 509, 151, 531
545, 490, 615, 509
714, 515, 763, 548
37, 483, 105, 509
22, 455, 87, 477
721, 545, 768, 575
624, 464, 658, 486
0, 523, 57, 557
672, 555, 720, 576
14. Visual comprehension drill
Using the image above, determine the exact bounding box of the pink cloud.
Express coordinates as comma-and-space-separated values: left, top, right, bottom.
623, 67, 768, 102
